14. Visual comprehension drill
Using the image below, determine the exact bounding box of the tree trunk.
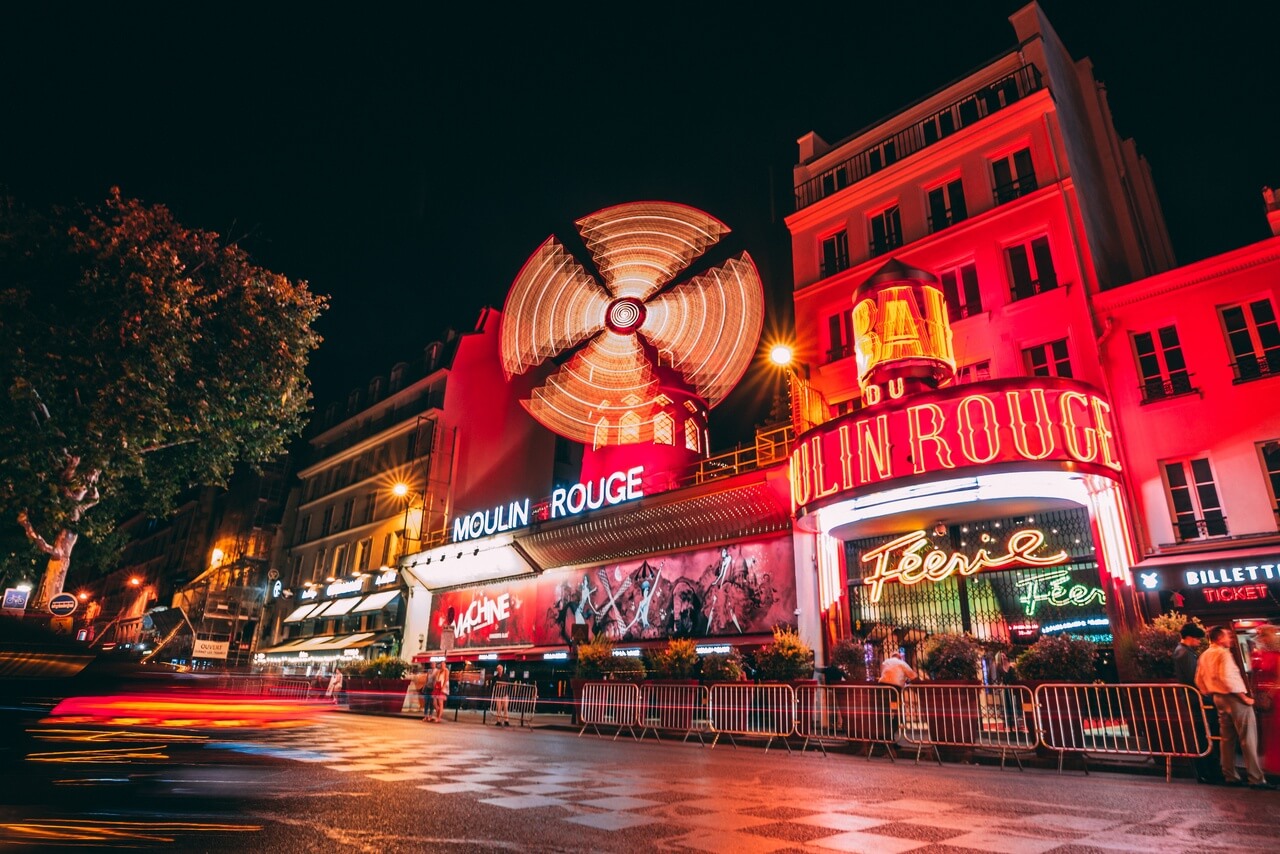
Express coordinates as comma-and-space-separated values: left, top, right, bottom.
33, 529, 78, 610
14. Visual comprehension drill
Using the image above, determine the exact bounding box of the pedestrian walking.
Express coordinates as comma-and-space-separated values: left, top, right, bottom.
1173, 623, 1218, 784
421, 663, 438, 722
1249, 625, 1280, 776
1195, 626, 1275, 789
492, 664, 511, 727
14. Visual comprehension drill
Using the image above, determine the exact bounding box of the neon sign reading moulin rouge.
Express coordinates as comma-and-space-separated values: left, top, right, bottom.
861, 528, 1070, 603
790, 379, 1121, 510
453, 466, 644, 543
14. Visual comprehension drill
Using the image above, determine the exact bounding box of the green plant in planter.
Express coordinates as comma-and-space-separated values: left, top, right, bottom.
700, 652, 744, 683
1132, 610, 1207, 680
646, 638, 699, 679
754, 627, 815, 681
917, 633, 982, 681
1014, 634, 1097, 682
357, 655, 407, 680
574, 635, 614, 679
828, 637, 868, 682
603, 652, 647, 681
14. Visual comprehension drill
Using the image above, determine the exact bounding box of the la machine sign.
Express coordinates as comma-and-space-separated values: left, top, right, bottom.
452, 466, 644, 543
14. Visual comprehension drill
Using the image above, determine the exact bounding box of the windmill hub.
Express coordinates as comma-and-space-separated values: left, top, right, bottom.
605, 297, 646, 333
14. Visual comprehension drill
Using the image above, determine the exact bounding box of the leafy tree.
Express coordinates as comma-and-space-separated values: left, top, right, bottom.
0, 190, 326, 606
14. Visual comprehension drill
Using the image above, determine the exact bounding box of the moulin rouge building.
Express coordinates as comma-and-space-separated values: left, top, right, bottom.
785, 2, 1280, 669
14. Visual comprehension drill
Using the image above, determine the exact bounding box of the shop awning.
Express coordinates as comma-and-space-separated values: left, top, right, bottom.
309, 597, 362, 618
282, 603, 320, 623
257, 638, 312, 654
309, 632, 375, 650
351, 590, 400, 613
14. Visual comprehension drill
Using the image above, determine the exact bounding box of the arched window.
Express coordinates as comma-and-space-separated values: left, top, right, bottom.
593, 418, 610, 450
653, 412, 674, 445
619, 411, 641, 444
685, 418, 700, 452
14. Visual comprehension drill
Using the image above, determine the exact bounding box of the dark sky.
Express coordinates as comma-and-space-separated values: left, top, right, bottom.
4, 1, 1278, 446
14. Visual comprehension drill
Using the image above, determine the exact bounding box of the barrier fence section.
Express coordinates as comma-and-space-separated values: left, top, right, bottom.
1034, 682, 1210, 781
638, 683, 710, 744
487, 681, 539, 727
898, 685, 1037, 768
266, 678, 313, 700
794, 685, 900, 759
707, 683, 796, 752
577, 682, 642, 740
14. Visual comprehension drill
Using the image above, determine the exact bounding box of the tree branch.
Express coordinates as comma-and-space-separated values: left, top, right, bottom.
17, 510, 56, 556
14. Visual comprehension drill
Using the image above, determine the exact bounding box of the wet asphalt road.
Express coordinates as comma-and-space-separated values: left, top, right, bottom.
2, 709, 1279, 852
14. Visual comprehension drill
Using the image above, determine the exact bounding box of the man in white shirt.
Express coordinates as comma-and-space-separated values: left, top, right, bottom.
1195, 626, 1274, 789
879, 653, 916, 688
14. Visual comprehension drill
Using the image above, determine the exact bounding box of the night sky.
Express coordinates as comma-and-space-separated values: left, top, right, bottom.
4, 1, 1278, 447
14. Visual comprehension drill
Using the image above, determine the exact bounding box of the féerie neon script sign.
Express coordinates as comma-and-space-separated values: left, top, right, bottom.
861, 528, 1069, 603
1015, 568, 1105, 616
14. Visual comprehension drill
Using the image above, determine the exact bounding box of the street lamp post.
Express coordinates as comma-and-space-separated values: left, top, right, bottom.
392, 482, 424, 557
769, 343, 829, 434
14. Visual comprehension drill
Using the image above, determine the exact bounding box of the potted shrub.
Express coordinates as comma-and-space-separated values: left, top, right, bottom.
917, 633, 982, 682
644, 639, 698, 731
574, 635, 614, 680
1014, 635, 1098, 683
1132, 611, 1207, 681
754, 627, 815, 682
700, 652, 744, 683
345, 655, 409, 712
646, 638, 699, 681
828, 637, 869, 683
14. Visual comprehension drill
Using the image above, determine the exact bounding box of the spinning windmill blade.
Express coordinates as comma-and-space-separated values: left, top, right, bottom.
500, 202, 765, 446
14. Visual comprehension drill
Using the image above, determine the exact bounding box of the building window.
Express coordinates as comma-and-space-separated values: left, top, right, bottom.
820, 230, 850, 278
298, 514, 311, 543
827, 309, 854, 363
355, 537, 373, 571
1163, 457, 1227, 541
1133, 326, 1192, 402
1259, 441, 1280, 528
331, 544, 349, 577
312, 548, 327, 580
1221, 298, 1280, 382
321, 506, 333, 536
1006, 236, 1058, 301
654, 412, 674, 445
868, 206, 902, 257
367, 376, 384, 403
685, 419, 700, 452
939, 262, 982, 322
389, 363, 407, 393
820, 166, 851, 197
289, 555, 303, 586
381, 533, 396, 565
618, 411, 641, 444
927, 179, 967, 232
363, 493, 376, 525
991, 147, 1037, 204
340, 499, 354, 531
1023, 339, 1072, 378
955, 360, 991, 385
346, 389, 361, 416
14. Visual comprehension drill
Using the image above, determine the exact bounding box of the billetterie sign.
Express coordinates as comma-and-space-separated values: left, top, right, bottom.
791, 377, 1121, 513
452, 465, 644, 543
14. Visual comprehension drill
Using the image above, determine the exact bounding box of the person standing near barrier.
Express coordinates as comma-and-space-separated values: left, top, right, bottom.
1250, 625, 1280, 776
1173, 623, 1218, 784
1195, 626, 1274, 789
430, 664, 450, 722
422, 663, 438, 722
878, 650, 915, 740
492, 664, 511, 727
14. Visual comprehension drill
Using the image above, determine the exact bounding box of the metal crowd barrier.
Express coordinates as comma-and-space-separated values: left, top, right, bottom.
794, 685, 900, 759
897, 684, 1037, 769
577, 682, 642, 740
1034, 682, 1210, 781
486, 681, 539, 727
266, 678, 313, 700
638, 683, 710, 744
707, 683, 796, 752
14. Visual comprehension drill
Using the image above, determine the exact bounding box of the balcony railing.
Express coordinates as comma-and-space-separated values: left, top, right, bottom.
820, 251, 850, 279
1174, 515, 1228, 542
993, 175, 1039, 205
825, 343, 854, 364
1139, 374, 1195, 404
795, 64, 1044, 211
1009, 276, 1060, 302
1230, 349, 1280, 383
869, 234, 903, 258
927, 208, 966, 233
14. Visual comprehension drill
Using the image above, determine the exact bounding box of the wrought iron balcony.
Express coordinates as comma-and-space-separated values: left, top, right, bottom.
825, 342, 854, 364
820, 250, 850, 279
993, 175, 1039, 205
869, 234, 903, 258
1230, 349, 1280, 383
1174, 515, 1229, 542
795, 64, 1044, 211
928, 208, 966, 233
1009, 276, 1060, 302
1139, 373, 1195, 403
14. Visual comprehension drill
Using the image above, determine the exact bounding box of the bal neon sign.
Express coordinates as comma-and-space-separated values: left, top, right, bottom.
1015, 568, 1105, 616
791, 378, 1121, 513
853, 282, 954, 389
860, 528, 1069, 603
452, 466, 644, 542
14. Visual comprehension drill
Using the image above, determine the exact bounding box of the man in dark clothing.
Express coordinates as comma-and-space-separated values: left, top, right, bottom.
1174, 622, 1219, 784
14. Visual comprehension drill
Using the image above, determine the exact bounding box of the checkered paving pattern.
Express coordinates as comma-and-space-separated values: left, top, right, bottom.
235, 720, 1277, 853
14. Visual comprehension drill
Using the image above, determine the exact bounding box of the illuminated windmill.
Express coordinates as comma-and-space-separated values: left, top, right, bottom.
500, 201, 765, 487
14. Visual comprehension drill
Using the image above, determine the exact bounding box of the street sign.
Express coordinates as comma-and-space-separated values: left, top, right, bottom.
2, 587, 30, 616
50, 615, 74, 635
48, 593, 78, 617
193, 639, 230, 660
267, 568, 279, 580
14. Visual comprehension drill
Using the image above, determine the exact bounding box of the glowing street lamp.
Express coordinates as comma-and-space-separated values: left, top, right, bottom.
769, 344, 794, 368
392, 482, 423, 545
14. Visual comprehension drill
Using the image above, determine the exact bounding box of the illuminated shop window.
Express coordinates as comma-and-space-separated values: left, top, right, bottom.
1162, 457, 1227, 542
939, 262, 982, 322
619, 411, 641, 444
927, 179, 967, 232
868, 205, 902, 258
954, 360, 991, 385
1258, 441, 1280, 527
654, 412, 674, 445
685, 419, 700, 452
820, 229, 850, 278
827, 308, 854, 362
1220, 298, 1280, 382
991, 147, 1036, 204
1133, 325, 1192, 402
1005, 236, 1058, 301
1023, 339, 1072, 378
